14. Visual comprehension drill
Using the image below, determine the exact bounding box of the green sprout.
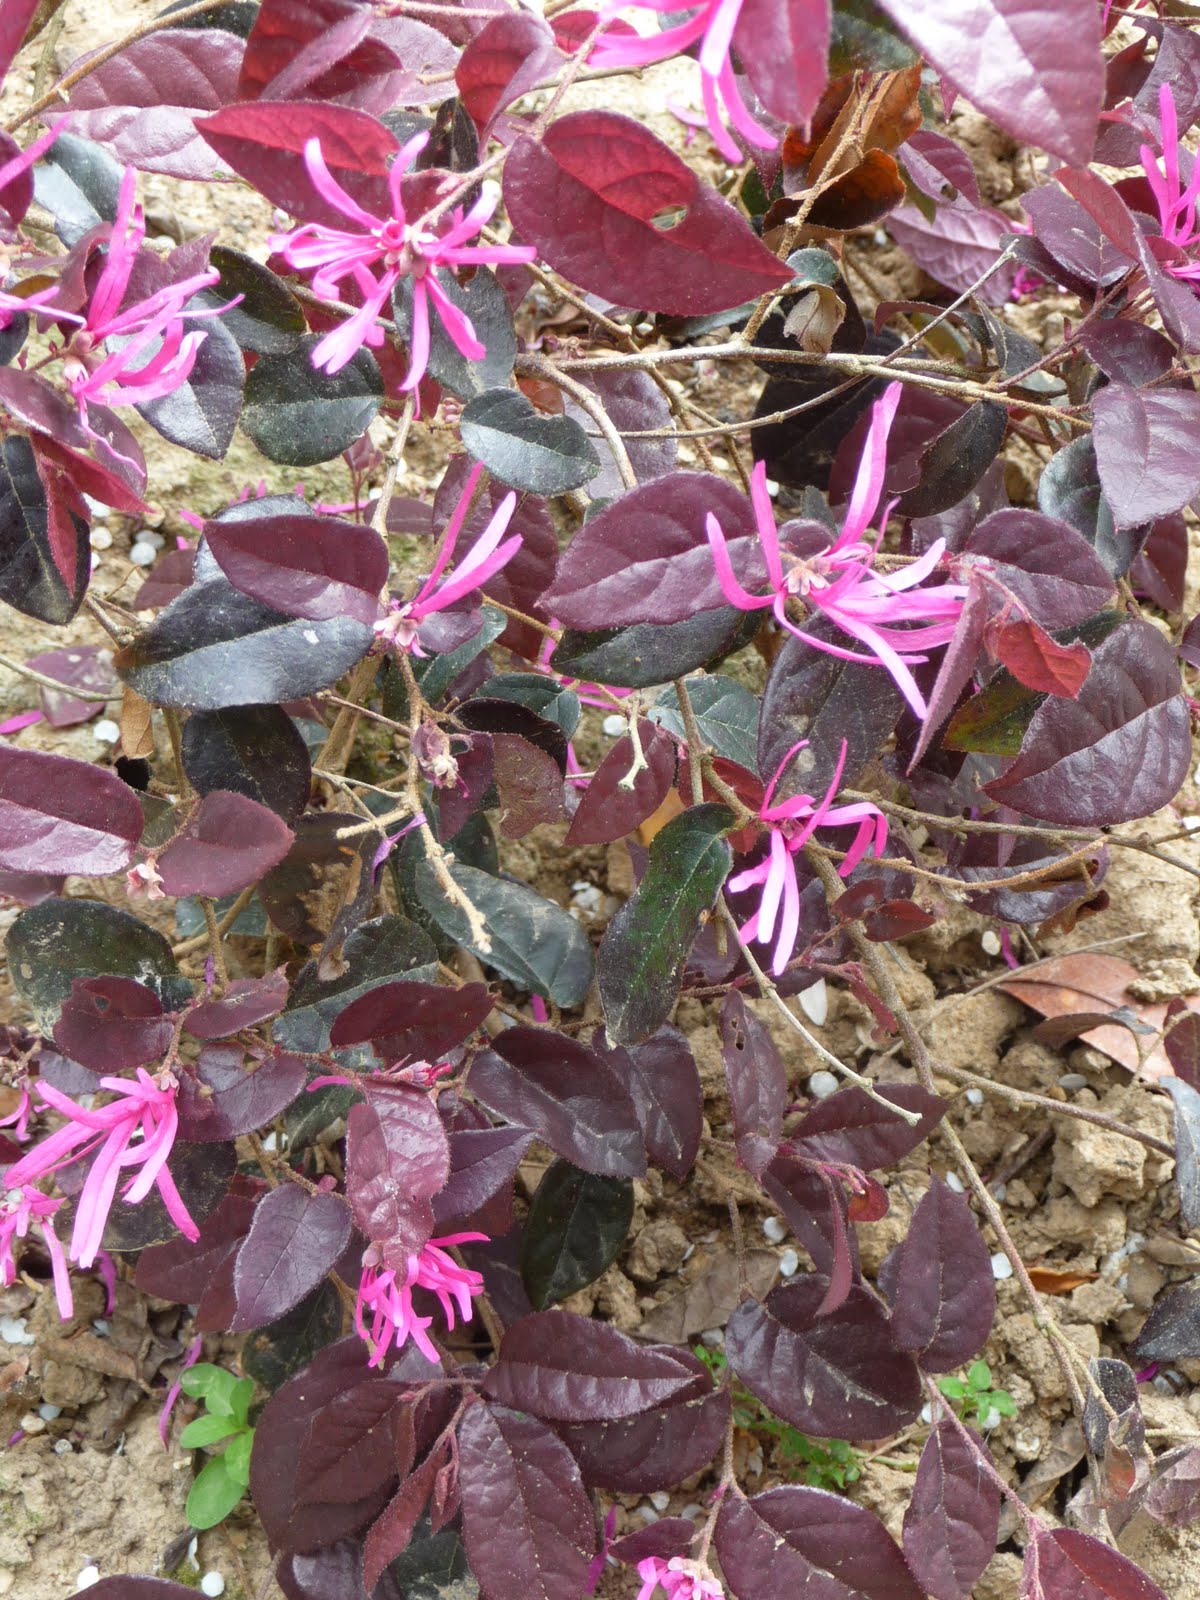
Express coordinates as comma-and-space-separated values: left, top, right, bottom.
937, 1361, 1017, 1430
178, 1363, 256, 1530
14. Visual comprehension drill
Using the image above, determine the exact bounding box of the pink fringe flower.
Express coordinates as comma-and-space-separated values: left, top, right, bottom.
356, 1232, 487, 1367
374, 462, 520, 654
728, 738, 887, 977
706, 382, 966, 718
1139, 84, 1200, 283
2, 1069, 198, 1270
591, 0, 773, 164
268, 134, 536, 385
636, 1555, 724, 1600
0, 1184, 73, 1318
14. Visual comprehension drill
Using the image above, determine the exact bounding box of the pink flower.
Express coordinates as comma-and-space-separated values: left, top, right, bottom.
0, 1184, 73, 1319
2, 1070, 198, 1269
355, 1231, 487, 1367
374, 462, 521, 654
49, 167, 229, 436
636, 1555, 724, 1600
1139, 85, 1200, 283
268, 135, 536, 385
728, 738, 887, 976
706, 382, 966, 718
591, 0, 773, 165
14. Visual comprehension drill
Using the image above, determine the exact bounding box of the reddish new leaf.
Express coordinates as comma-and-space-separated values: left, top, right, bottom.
329, 979, 494, 1063
491, 731, 564, 838
716, 1485, 924, 1600
54, 977, 172, 1072
503, 111, 792, 315
1023, 1528, 1168, 1600
54, 30, 244, 179
345, 1086, 450, 1257
1093, 384, 1200, 527
230, 1185, 352, 1333
205, 513, 388, 625
177, 1045, 308, 1143
877, 0, 1102, 164
984, 621, 1190, 827
457, 11, 560, 138
362, 1447, 445, 1589
1165, 1010, 1200, 1091
185, 971, 291, 1039
886, 201, 1021, 302
156, 790, 295, 898
1130, 513, 1188, 613
459, 1403, 595, 1600
884, 1178, 995, 1372
903, 1420, 1001, 1600
482, 1311, 698, 1421
727, 1279, 922, 1439
564, 721, 675, 847
720, 990, 786, 1177
0, 744, 142, 876
990, 619, 1091, 697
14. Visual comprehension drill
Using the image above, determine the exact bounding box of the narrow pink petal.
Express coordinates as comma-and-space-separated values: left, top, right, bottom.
71, 1123, 133, 1268
402, 278, 431, 391
698, 0, 745, 78
39, 1215, 74, 1321
706, 512, 772, 610
702, 69, 742, 164
88, 168, 140, 333
303, 138, 382, 231
715, 58, 776, 151
771, 849, 801, 977
427, 275, 484, 359
749, 460, 786, 589
426, 532, 522, 614
756, 830, 789, 946
835, 381, 902, 551
419, 461, 485, 602
762, 736, 811, 813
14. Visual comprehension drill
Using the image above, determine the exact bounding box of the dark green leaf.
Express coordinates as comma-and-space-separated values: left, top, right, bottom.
830, 0, 918, 72
599, 804, 733, 1045
198, 246, 306, 354
181, 705, 312, 825
137, 314, 243, 460
176, 890, 268, 939
0, 435, 88, 624
241, 336, 383, 467
551, 609, 759, 690
521, 1158, 634, 1309
414, 857, 593, 1007
387, 1522, 479, 1600
242, 1280, 344, 1393
460, 387, 601, 495
650, 676, 759, 773
482, 673, 581, 738
33, 132, 121, 246
273, 914, 439, 1054
394, 266, 516, 400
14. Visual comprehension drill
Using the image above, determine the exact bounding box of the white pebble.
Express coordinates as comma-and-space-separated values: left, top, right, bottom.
139, 530, 165, 550
129, 541, 157, 567
990, 1252, 1014, 1281
992, 1183, 1007, 1202
944, 1172, 965, 1193
980, 1407, 1002, 1431
700, 1328, 724, 1348
0, 1316, 33, 1345
200, 1575, 226, 1598
89, 528, 113, 551
981, 930, 1001, 955
798, 977, 827, 1026
638, 1505, 659, 1524
762, 1216, 786, 1244
650, 1491, 671, 1512
1058, 1073, 1088, 1092
53, 1438, 72, 1455
601, 714, 626, 737
76, 1567, 100, 1590
966, 1088, 984, 1105
779, 1247, 800, 1277
920, 1401, 933, 1424
19, 1412, 45, 1434
38, 1403, 61, 1421
808, 1070, 839, 1100
93, 719, 120, 745
1183, 816, 1200, 833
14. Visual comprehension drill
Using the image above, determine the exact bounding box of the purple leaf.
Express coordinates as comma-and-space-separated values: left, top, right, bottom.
503, 111, 792, 315
231, 1185, 353, 1333
883, 1177, 996, 1372
983, 621, 1190, 827
468, 1027, 646, 1178
1080, 322, 1175, 389
54, 30, 244, 179
0, 744, 142, 875
1024, 1528, 1169, 1600
721, 991, 786, 1177
329, 979, 494, 1064
726, 1279, 923, 1438
563, 369, 677, 496
877, 0, 1101, 164
761, 1151, 860, 1299
733, 0, 830, 130
716, 1484, 925, 1600
1130, 514, 1188, 613
135, 1182, 259, 1309
433, 1124, 533, 1234
539, 473, 759, 628
1093, 384, 1200, 527
1133, 1280, 1200, 1363
596, 1026, 703, 1181
611, 1519, 698, 1565
557, 1373, 730, 1491
53, 976, 173, 1071
1142, 1444, 1200, 1530
205, 513, 388, 626
362, 1449, 445, 1589
177, 1045, 308, 1143
292, 1377, 406, 1512
490, 731, 564, 838
902, 129, 981, 211
459, 1403, 595, 1600
885, 202, 1021, 303
564, 721, 676, 848
456, 11, 560, 140
789, 1083, 946, 1170
185, 970, 291, 1040
0, 0, 41, 88
1164, 1076, 1200, 1233
482, 1311, 698, 1421
904, 1420, 1001, 1600
1165, 1011, 1200, 1090
346, 1086, 450, 1257
157, 790, 295, 898
1023, 185, 1136, 290
963, 510, 1116, 629
28, 645, 115, 728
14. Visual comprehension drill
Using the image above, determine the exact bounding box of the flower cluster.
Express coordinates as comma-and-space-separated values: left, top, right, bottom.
355, 1231, 487, 1367
729, 739, 888, 976
1, 1183, 72, 1318
1139, 84, 1200, 285
592, 0, 772, 164
706, 381, 966, 719
269, 134, 536, 387
636, 1555, 724, 1600
3, 1069, 196, 1271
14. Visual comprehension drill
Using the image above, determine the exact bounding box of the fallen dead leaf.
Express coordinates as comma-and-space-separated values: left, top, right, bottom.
1028, 1267, 1100, 1293
636, 1247, 778, 1343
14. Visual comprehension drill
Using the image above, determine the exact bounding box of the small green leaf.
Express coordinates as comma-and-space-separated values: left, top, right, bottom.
598, 803, 733, 1045
521, 1158, 634, 1309
179, 1414, 242, 1449
228, 1377, 256, 1426
186, 1455, 245, 1530
937, 1377, 967, 1400
967, 1360, 992, 1390
650, 675, 760, 772
223, 1430, 254, 1488
180, 1364, 233, 1405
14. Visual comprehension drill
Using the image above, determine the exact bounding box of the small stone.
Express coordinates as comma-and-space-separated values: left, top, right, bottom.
139, 531, 165, 550
700, 1328, 724, 1348
798, 978, 827, 1026
89, 528, 113, 550
991, 1252, 1014, 1281
966, 1088, 984, 1105
0, 1315, 33, 1344
18, 1411, 45, 1434
602, 714, 626, 737
129, 541, 158, 567
76, 1567, 100, 1590
779, 1247, 799, 1277
200, 1575, 226, 1598
38, 1403, 61, 1421
93, 719, 120, 745
53, 1438, 72, 1454
944, 1172, 965, 1194
920, 1402, 933, 1424
1012, 1432, 1042, 1461
650, 1492, 671, 1512
1058, 1074, 1088, 1092
980, 1407, 1002, 1431
808, 1070, 839, 1099
762, 1216, 786, 1244
981, 930, 1001, 955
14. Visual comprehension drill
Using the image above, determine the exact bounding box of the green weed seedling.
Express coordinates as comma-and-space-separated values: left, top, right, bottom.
178, 1363, 256, 1530
938, 1361, 1018, 1431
